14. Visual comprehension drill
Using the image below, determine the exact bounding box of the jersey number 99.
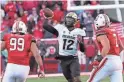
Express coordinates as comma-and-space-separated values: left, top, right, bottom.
10, 38, 25, 51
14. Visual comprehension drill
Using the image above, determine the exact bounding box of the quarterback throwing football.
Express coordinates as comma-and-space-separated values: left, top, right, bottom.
43, 8, 86, 82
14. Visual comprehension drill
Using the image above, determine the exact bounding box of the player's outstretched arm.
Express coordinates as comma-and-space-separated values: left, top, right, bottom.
30, 42, 45, 78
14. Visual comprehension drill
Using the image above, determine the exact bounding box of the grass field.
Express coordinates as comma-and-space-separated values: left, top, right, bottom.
27, 75, 124, 82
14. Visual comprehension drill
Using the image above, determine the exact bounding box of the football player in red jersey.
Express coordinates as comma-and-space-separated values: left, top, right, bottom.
1, 21, 45, 82
87, 14, 123, 82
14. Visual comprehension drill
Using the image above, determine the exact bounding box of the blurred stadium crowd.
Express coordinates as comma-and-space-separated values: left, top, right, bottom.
1, 0, 123, 74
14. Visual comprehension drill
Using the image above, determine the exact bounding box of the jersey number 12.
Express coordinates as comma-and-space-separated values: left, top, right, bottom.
63, 39, 74, 50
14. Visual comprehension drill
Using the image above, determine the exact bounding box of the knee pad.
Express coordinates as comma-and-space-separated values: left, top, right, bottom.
73, 76, 82, 82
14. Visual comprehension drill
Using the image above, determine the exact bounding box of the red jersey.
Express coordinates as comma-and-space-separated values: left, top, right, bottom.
3, 33, 35, 65
96, 28, 120, 56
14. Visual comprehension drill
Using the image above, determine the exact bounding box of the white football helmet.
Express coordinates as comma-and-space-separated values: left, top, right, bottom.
66, 12, 78, 22
94, 14, 111, 30
12, 21, 27, 34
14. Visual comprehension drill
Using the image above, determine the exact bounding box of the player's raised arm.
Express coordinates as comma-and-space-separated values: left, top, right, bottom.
97, 34, 110, 57
43, 19, 58, 36
30, 41, 45, 78
43, 8, 58, 36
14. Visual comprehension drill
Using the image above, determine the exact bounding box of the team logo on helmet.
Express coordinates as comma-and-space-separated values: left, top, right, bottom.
65, 12, 78, 27
94, 14, 111, 30
12, 21, 27, 34
66, 12, 78, 22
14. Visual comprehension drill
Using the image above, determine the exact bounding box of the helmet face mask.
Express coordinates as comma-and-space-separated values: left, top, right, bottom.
94, 14, 110, 30
12, 21, 27, 34
65, 12, 78, 27
65, 17, 75, 27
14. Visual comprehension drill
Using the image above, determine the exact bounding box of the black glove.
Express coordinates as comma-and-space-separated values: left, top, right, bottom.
94, 55, 103, 62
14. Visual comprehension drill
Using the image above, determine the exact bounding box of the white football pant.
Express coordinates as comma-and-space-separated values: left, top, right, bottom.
87, 55, 123, 82
2, 63, 30, 82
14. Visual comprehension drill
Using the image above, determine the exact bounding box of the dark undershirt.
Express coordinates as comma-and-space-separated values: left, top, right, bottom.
43, 19, 58, 36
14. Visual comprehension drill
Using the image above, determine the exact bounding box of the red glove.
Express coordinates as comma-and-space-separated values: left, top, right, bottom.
38, 65, 45, 78
91, 60, 100, 68
92, 55, 103, 68
40, 65, 44, 71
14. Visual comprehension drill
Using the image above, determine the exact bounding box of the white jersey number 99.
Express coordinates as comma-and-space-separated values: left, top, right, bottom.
10, 38, 25, 51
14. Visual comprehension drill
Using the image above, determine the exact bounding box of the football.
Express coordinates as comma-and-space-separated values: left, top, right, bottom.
43, 8, 54, 18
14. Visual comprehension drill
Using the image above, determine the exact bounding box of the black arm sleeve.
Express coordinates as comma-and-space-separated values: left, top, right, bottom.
79, 36, 85, 52
43, 19, 59, 36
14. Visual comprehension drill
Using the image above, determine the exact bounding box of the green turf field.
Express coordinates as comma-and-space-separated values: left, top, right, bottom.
27, 75, 124, 82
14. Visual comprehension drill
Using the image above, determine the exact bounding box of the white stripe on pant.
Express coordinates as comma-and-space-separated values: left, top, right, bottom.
87, 55, 123, 82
